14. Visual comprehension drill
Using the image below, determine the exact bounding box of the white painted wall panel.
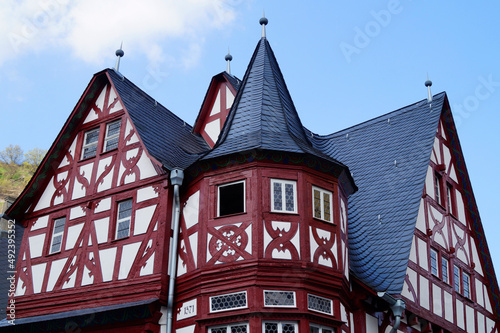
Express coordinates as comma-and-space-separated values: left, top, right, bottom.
425, 166, 434, 199
31, 263, 47, 293
81, 253, 94, 286
95, 197, 111, 213
66, 223, 84, 250
47, 258, 67, 292
73, 162, 93, 200
70, 206, 86, 220
28, 234, 45, 258
471, 238, 484, 276
31, 215, 49, 231
34, 176, 56, 211
189, 232, 198, 268
176, 324, 196, 333
62, 258, 77, 289
456, 299, 465, 329
137, 186, 158, 203
402, 267, 417, 303
134, 205, 156, 235
96, 156, 114, 192
432, 283, 442, 316
118, 242, 141, 279
204, 119, 220, 143
226, 86, 234, 108
94, 217, 109, 244
408, 236, 417, 263
137, 151, 158, 180
417, 238, 428, 270
125, 119, 139, 145
209, 90, 221, 116
456, 191, 466, 225
366, 313, 378, 333
444, 290, 453, 323
140, 250, 155, 276
415, 199, 426, 233
466, 304, 474, 333
183, 191, 200, 229
419, 276, 430, 310
99, 247, 117, 282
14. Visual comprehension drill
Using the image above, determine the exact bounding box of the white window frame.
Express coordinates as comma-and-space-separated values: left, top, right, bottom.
310, 323, 335, 333
430, 248, 438, 276
49, 217, 66, 254
312, 186, 333, 222
454, 264, 461, 293
116, 199, 133, 239
208, 323, 249, 333
263, 321, 298, 333
442, 256, 449, 284
209, 291, 248, 313
217, 180, 246, 217
104, 119, 121, 152
271, 179, 297, 213
263, 290, 296, 308
81, 127, 100, 159
463, 271, 471, 298
307, 293, 333, 315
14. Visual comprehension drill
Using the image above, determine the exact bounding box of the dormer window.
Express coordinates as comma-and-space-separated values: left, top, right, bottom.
104, 119, 121, 152
82, 128, 100, 159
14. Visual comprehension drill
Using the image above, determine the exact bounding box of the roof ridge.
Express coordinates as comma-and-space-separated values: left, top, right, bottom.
311, 91, 447, 138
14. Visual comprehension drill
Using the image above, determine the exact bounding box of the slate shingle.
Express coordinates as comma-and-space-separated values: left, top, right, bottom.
309, 93, 445, 294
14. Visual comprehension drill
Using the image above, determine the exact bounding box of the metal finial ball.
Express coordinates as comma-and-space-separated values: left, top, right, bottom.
225, 53, 233, 61
425, 80, 432, 87
116, 49, 124, 57
259, 17, 268, 25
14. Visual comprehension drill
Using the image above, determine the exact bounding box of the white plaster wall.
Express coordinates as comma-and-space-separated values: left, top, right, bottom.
124, 119, 139, 145
73, 162, 93, 200
419, 276, 430, 310
183, 191, 199, 229
415, 199, 426, 233
466, 304, 475, 333
365, 313, 379, 333
401, 267, 417, 303
94, 217, 109, 244
209, 91, 221, 116
432, 283, 442, 316
204, 119, 220, 143
95, 197, 112, 213
176, 325, 195, 333
134, 205, 156, 235
417, 238, 428, 270
137, 186, 158, 203
70, 205, 86, 220
456, 190, 466, 225
138, 151, 158, 180
66, 223, 84, 250
444, 290, 453, 323
31, 215, 49, 231
46, 258, 67, 292
96, 156, 115, 192
28, 234, 45, 258
118, 242, 141, 279
62, 258, 77, 289
99, 247, 117, 282
140, 251, 155, 276
189, 232, 198, 268
81, 253, 94, 286
31, 263, 47, 293
471, 238, 484, 276
34, 176, 56, 211
108, 87, 123, 113
425, 166, 434, 199
226, 86, 234, 108
456, 299, 465, 329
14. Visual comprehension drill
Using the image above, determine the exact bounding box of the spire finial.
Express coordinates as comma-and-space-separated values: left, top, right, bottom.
259, 10, 268, 38
425, 73, 432, 102
115, 42, 124, 72
225, 47, 233, 74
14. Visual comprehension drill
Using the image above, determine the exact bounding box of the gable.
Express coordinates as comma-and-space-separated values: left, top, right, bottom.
193, 73, 239, 148
402, 113, 499, 330
8, 72, 162, 220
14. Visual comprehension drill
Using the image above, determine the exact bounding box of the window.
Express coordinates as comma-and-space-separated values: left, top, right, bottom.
310, 324, 335, 333
434, 172, 442, 205
307, 294, 333, 315
463, 272, 471, 298
312, 186, 333, 222
446, 182, 457, 216
104, 120, 121, 152
210, 291, 247, 313
264, 290, 296, 307
442, 257, 449, 283
116, 199, 133, 239
209, 323, 248, 333
218, 181, 245, 216
271, 179, 297, 213
430, 248, 438, 276
454, 264, 461, 293
82, 128, 100, 159
49, 217, 66, 254
263, 322, 297, 333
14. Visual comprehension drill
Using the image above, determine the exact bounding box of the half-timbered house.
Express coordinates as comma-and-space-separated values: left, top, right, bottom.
2, 17, 499, 333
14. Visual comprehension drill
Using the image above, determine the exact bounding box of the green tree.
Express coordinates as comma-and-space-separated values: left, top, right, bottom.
24, 148, 47, 174
0, 144, 24, 165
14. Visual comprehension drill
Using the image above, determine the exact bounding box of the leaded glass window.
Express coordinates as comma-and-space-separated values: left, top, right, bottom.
308, 294, 333, 315
116, 199, 132, 239
312, 186, 333, 222
82, 128, 100, 159
209, 323, 248, 333
310, 324, 335, 333
442, 257, 449, 283
430, 248, 438, 276
271, 179, 297, 213
264, 322, 296, 333
264, 290, 296, 307
50, 217, 66, 254
210, 291, 247, 312
104, 119, 121, 152
454, 265, 461, 293
463, 272, 470, 298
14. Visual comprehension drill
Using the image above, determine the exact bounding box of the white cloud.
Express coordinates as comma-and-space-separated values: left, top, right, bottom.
0, 0, 238, 67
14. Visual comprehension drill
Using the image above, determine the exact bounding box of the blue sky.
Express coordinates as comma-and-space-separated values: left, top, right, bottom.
1, 1, 499, 278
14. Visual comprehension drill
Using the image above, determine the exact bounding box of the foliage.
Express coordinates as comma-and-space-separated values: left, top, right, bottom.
0, 145, 47, 200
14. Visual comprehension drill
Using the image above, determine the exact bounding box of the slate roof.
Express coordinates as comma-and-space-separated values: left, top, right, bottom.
308, 93, 446, 294
202, 37, 351, 182
107, 69, 209, 170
